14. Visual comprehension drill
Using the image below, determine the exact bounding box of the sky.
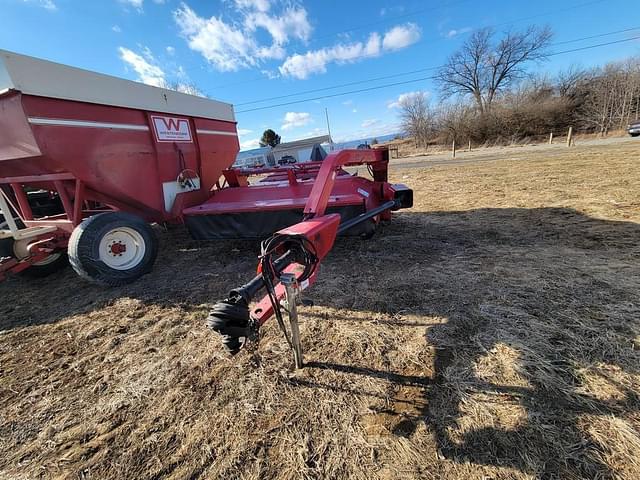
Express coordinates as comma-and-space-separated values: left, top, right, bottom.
2, 0, 639, 149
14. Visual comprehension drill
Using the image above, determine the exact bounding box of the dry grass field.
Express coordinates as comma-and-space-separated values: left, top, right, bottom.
1, 140, 639, 479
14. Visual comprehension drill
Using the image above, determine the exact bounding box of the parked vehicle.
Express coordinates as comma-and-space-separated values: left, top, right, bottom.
628, 120, 640, 137
277, 155, 296, 165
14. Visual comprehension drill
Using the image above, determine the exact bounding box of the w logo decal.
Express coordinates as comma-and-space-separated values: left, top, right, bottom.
151, 116, 193, 143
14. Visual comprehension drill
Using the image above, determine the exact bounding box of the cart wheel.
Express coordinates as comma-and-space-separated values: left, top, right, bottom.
0, 220, 68, 277
20, 249, 68, 277
0, 237, 14, 259
68, 212, 158, 286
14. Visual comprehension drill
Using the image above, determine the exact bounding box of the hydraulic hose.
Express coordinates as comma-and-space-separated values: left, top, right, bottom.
207, 234, 317, 354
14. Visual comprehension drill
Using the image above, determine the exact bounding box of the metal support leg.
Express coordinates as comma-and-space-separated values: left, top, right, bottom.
280, 273, 304, 369
0, 190, 19, 233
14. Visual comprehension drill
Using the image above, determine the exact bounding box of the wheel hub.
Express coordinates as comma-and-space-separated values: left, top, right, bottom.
109, 241, 127, 256
98, 227, 146, 270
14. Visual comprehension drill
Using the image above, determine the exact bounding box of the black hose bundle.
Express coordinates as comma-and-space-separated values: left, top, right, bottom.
206, 297, 253, 354
207, 233, 318, 355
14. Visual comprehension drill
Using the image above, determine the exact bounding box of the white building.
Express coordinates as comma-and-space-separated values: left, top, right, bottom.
271, 135, 332, 164
234, 146, 273, 168
234, 135, 332, 167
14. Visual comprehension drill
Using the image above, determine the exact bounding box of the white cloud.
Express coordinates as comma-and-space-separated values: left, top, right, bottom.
352, 108, 358, 113
387, 90, 429, 109
237, 128, 253, 136
166, 46, 175, 55
261, 69, 280, 79
380, 6, 404, 17
120, 0, 144, 10
244, 7, 310, 49
22, 0, 56, 10
112, 25, 122, 33
118, 47, 165, 87
446, 27, 472, 38
382, 23, 421, 51
282, 112, 312, 130
174, 4, 257, 71
241, 138, 261, 150
234, 0, 270, 12
174, 1, 311, 71
279, 32, 380, 79
342, 99, 353, 106
289, 127, 325, 141
279, 23, 420, 79
361, 119, 379, 128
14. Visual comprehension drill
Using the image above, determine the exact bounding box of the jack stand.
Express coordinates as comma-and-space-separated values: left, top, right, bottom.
280, 272, 304, 369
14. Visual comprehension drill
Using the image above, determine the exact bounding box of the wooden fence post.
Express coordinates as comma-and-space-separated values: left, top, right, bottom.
468, 140, 472, 152
452, 139, 456, 158
567, 127, 573, 147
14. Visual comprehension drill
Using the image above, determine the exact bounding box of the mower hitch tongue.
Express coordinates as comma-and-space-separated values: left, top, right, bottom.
207, 148, 412, 367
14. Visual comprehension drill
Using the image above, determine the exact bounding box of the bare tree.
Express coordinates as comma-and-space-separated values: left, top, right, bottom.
555, 65, 589, 98
435, 26, 553, 114
399, 92, 433, 148
436, 102, 475, 143
577, 59, 640, 135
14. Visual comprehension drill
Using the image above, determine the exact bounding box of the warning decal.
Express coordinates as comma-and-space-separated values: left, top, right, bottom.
151, 116, 193, 142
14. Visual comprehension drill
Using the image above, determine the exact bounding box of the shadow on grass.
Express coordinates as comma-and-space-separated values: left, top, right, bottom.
299, 207, 640, 478
1, 207, 639, 477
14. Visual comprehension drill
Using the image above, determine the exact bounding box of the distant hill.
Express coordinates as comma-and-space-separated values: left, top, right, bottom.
333, 133, 401, 150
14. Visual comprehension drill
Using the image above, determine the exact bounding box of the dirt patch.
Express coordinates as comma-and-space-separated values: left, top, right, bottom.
1, 140, 639, 479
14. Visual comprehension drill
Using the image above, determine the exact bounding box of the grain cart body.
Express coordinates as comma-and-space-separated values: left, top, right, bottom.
0, 49, 238, 223
0, 49, 238, 283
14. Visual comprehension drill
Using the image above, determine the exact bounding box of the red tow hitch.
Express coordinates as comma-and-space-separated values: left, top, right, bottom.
206, 148, 413, 367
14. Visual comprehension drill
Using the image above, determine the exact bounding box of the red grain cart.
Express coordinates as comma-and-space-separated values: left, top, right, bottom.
0, 50, 411, 292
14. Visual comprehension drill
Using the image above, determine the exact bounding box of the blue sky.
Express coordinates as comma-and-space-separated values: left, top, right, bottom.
2, 0, 639, 149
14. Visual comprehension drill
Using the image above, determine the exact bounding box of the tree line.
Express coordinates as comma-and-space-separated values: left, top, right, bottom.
400, 26, 640, 147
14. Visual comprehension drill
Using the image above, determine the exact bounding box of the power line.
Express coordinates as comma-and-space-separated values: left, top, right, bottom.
236, 26, 640, 107
553, 26, 640, 45
235, 34, 640, 114
237, 76, 436, 113
213, 0, 609, 91
549, 34, 640, 56
235, 67, 438, 106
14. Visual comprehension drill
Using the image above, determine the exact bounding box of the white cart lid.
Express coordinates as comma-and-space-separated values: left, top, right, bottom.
0, 49, 235, 123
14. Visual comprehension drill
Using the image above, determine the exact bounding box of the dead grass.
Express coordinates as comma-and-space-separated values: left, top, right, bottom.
384, 129, 630, 158
1, 140, 639, 479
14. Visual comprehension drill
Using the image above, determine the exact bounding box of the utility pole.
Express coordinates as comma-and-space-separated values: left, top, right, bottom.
325, 108, 334, 151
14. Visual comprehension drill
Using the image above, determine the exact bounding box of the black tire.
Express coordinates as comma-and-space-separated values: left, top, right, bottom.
21, 252, 69, 278
68, 212, 158, 286
0, 236, 13, 259
0, 220, 68, 277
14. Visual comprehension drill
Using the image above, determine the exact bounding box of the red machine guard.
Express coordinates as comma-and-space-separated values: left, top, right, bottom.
243, 149, 389, 327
